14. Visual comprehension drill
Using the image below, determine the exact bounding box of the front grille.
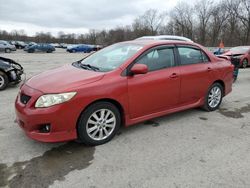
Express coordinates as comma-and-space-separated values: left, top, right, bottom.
20, 93, 31, 105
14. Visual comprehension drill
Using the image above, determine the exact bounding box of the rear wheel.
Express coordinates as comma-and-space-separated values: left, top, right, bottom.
77, 102, 121, 145
242, 59, 248, 68
0, 71, 8, 90
28, 49, 34, 53
5, 48, 11, 53
203, 83, 223, 111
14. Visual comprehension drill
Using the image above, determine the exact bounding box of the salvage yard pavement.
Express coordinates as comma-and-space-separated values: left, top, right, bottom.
1, 49, 250, 188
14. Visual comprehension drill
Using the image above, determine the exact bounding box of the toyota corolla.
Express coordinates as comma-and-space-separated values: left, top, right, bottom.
15, 40, 234, 145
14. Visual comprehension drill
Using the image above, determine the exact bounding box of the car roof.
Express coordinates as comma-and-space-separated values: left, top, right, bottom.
230, 46, 250, 48
135, 35, 193, 42
120, 39, 196, 47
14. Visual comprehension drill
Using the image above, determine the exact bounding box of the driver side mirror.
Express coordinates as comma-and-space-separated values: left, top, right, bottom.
130, 64, 148, 75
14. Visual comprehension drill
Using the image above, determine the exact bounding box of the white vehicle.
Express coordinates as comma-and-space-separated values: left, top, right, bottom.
0, 40, 16, 53
135, 35, 193, 42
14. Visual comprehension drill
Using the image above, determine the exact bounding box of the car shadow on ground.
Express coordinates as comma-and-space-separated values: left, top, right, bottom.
118, 108, 204, 137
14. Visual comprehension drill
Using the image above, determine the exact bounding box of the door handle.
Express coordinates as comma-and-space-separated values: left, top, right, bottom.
207, 67, 212, 71
170, 73, 178, 78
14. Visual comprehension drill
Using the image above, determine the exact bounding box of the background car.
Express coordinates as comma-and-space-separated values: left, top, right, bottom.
135, 35, 193, 42
24, 43, 55, 53
0, 40, 16, 53
222, 46, 250, 68
14, 41, 27, 49
66, 44, 94, 53
24, 42, 37, 50
0, 57, 23, 90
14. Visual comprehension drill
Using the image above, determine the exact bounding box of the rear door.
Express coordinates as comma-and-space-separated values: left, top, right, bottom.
127, 46, 181, 119
176, 46, 214, 104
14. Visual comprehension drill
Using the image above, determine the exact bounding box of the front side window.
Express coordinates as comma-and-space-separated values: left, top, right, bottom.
178, 47, 209, 65
135, 48, 175, 71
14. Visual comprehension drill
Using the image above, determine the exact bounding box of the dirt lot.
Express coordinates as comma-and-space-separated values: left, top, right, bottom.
0, 49, 250, 188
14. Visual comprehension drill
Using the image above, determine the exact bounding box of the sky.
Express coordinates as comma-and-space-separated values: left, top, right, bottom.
0, 0, 178, 36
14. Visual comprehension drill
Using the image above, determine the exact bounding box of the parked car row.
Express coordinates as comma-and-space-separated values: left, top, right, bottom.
0, 39, 104, 54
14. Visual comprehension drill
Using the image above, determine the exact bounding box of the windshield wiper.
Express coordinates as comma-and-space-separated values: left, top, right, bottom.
79, 63, 100, 71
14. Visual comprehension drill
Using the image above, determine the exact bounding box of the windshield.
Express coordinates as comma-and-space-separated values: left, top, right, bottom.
230, 46, 250, 54
80, 43, 143, 72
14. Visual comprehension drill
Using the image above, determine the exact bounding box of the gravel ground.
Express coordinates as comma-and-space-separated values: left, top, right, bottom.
0, 49, 250, 188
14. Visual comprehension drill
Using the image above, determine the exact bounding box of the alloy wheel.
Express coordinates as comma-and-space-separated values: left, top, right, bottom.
208, 86, 222, 108
86, 109, 116, 141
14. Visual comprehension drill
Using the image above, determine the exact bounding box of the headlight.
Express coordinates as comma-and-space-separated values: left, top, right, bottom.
35, 92, 77, 108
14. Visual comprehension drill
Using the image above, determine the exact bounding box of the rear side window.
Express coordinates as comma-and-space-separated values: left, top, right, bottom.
135, 48, 175, 71
178, 47, 210, 65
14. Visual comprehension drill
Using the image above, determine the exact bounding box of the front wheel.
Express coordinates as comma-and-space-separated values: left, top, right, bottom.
5, 48, 11, 53
77, 102, 121, 145
28, 49, 34, 53
0, 71, 9, 90
203, 83, 223, 111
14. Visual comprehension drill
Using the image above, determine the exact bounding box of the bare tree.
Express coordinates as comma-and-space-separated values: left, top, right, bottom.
132, 9, 165, 36
170, 2, 194, 39
223, 0, 241, 46
194, 0, 214, 45
237, 0, 250, 44
208, 1, 229, 46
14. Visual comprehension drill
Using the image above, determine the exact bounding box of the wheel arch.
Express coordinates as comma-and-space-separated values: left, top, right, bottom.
0, 68, 10, 80
76, 98, 125, 129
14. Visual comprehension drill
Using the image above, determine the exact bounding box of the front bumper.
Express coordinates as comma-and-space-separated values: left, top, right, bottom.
15, 84, 78, 142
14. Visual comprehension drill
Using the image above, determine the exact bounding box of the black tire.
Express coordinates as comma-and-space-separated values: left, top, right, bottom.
203, 83, 223, 111
47, 50, 52, 53
28, 49, 34, 53
242, 59, 248, 68
0, 71, 9, 91
5, 48, 11, 53
77, 102, 121, 145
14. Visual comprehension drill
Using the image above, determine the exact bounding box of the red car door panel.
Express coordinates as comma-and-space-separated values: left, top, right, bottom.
177, 46, 214, 104
128, 67, 180, 118
179, 63, 214, 104
127, 46, 180, 119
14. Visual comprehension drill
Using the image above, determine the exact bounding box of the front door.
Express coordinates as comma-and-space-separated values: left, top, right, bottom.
127, 46, 180, 119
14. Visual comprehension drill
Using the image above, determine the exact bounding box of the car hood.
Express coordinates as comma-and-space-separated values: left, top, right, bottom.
25, 64, 105, 93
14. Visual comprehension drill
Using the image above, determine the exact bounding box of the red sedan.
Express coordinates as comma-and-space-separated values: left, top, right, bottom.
222, 46, 250, 68
15, 40, 234, 145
